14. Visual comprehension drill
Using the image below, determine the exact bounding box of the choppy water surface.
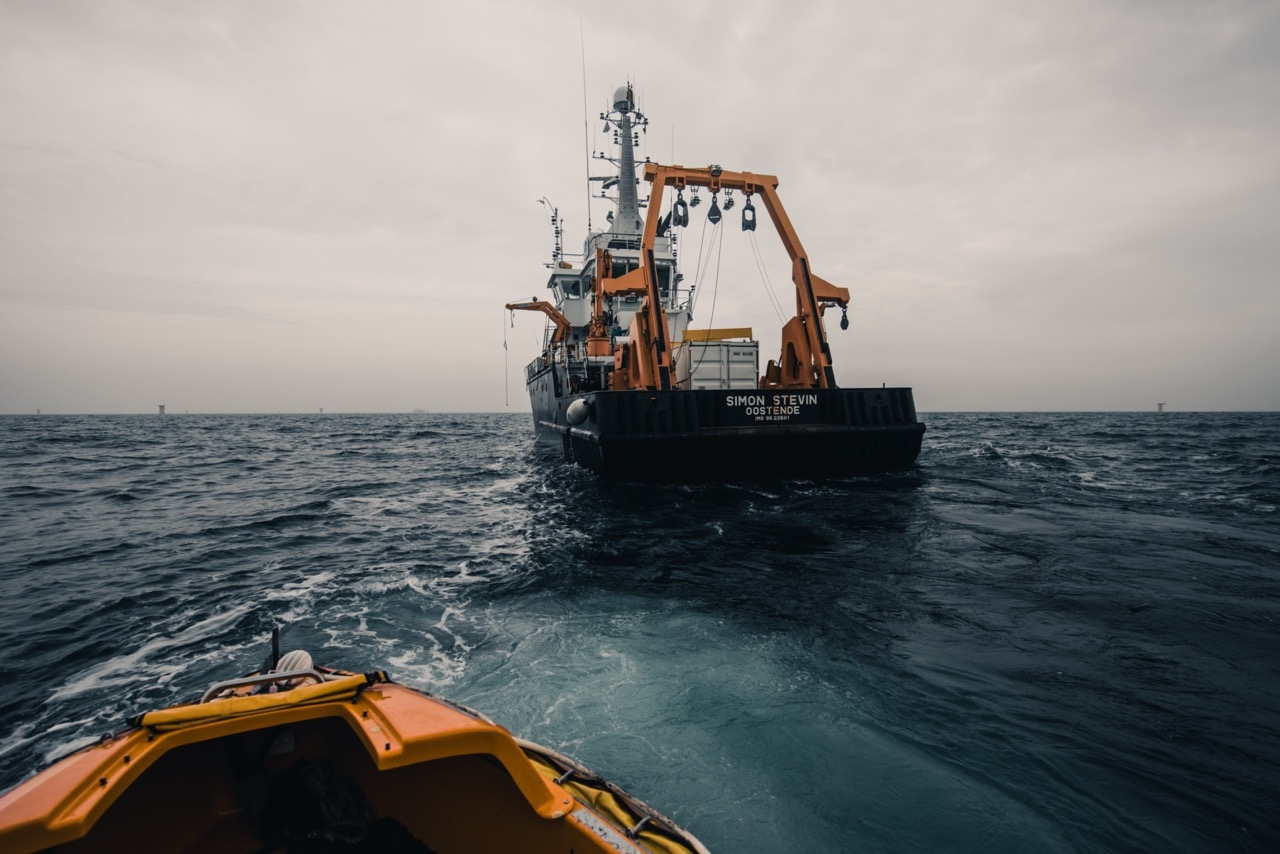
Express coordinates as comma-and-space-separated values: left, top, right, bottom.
1, 411, 1277, 852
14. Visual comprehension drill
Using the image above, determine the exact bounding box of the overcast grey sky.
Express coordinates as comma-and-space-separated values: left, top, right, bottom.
2, 0, 1277, 413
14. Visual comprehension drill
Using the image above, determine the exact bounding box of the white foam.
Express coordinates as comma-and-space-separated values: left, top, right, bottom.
48, 603, 255, 702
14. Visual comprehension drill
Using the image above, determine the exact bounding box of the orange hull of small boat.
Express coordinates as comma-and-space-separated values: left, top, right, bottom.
0, 670, 705, 854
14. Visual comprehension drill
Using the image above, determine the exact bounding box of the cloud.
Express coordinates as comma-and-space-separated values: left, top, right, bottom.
1, 0, 1278, 412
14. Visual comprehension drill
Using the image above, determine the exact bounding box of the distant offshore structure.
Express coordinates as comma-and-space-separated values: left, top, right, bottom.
158, 404, 165, 415
1156, 402, 1166, 413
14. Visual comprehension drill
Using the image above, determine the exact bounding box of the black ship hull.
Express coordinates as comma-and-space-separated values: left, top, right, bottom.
526, 364, 925, 482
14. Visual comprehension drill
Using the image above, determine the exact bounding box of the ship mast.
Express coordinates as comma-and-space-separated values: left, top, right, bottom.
613, 86, 641, 233
597, 84, 647, 236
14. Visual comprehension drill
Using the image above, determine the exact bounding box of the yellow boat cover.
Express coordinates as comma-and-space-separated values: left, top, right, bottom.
137, 673, 372, 731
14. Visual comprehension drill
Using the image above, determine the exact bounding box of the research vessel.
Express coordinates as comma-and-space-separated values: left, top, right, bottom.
506, 85, 924, 482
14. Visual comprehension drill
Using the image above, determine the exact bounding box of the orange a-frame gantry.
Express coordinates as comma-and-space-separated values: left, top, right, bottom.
602, 163, 851, 391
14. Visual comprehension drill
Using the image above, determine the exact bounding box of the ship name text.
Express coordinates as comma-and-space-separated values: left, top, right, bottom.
725, 393, 818, 422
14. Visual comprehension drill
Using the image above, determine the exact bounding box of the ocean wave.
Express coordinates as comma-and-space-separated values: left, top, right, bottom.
2, 412, 1278, 852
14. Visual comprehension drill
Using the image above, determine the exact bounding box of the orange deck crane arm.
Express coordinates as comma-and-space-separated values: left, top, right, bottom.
505, 300, 572, 349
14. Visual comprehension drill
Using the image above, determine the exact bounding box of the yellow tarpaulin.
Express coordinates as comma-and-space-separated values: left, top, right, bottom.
682, 327, 753, 342
138, 673, 368, 731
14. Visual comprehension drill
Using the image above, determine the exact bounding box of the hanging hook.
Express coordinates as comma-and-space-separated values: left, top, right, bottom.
741, 196, 756, 232
674, 191, 689, 228
707, 192, 722, 226
840, 305, 849, 330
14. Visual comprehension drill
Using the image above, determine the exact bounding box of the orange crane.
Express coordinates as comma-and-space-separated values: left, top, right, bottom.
606, 163, 851, 392
505, 299, 572, 353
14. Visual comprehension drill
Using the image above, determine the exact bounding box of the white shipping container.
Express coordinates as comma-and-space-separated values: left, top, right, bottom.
674, 340, 760, 390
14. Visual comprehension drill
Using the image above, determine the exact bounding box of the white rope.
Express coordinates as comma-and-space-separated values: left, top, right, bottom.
683, 220, 726, 385
748, 229, 787, 323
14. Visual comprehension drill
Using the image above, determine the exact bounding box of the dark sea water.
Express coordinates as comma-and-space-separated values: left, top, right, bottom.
1, 411, 1277, 852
